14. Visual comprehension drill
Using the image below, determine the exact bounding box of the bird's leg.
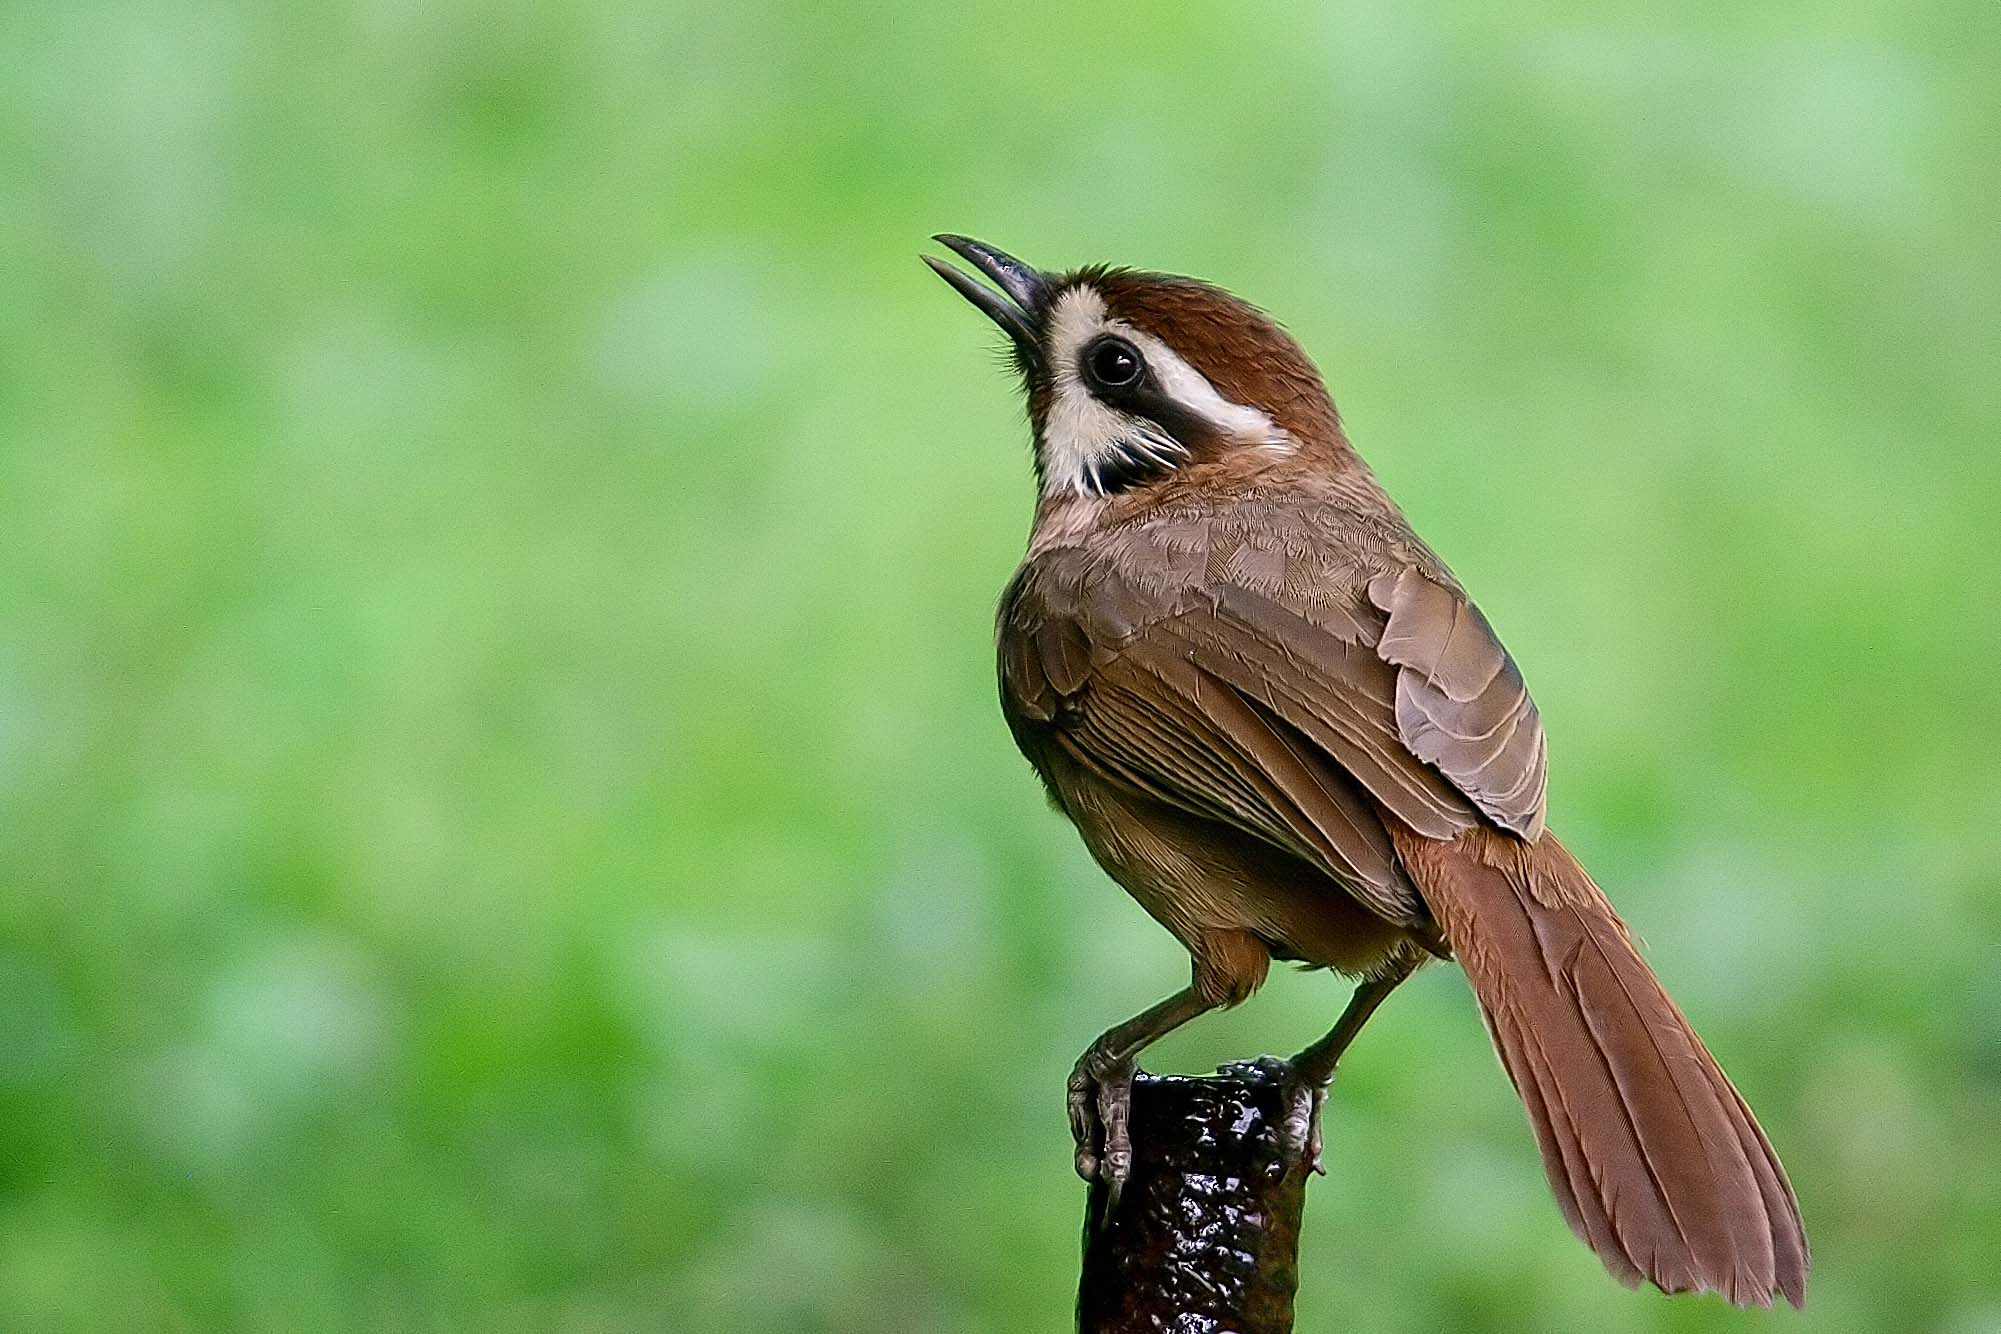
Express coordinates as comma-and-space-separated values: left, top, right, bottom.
1281, 951, 1422, 1173
1068, 986, 1216, 1210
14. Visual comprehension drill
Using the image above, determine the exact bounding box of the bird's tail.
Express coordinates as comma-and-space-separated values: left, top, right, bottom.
1391, 825, 1808, 1306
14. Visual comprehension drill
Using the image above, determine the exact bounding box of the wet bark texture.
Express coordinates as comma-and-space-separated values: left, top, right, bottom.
1076, 1062, 1308, 1334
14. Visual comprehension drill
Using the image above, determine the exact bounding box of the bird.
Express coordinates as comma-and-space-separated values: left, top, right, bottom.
923, 234, 1808, 1307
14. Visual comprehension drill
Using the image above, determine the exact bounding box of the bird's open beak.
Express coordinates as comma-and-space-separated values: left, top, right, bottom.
923, 234, 1048, 365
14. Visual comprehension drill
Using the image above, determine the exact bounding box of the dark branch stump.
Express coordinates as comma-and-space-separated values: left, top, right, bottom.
1076, 1060, 1308, 1334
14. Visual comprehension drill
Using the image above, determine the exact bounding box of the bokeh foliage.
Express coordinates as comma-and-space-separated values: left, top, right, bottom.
2, 1, 1998, 1330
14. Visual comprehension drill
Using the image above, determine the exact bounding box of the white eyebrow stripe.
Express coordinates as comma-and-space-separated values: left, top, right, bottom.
1122, 327, 1285, 443
1036, 285, 1289, 498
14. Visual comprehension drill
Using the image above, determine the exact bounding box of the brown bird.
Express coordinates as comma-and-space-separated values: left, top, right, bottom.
925, 235, 1808, 1306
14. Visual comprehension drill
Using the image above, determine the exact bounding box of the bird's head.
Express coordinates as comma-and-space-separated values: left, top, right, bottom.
925, 235, 1348, 504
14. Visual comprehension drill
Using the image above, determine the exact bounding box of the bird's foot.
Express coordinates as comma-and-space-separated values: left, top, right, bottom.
1067, 1048, 1138, 1213
1226, 1055, 1329, 1177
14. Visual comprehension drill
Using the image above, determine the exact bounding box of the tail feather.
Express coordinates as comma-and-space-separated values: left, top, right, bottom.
1393, 826, 1808, 1307
1706, 1054, 1811, 1305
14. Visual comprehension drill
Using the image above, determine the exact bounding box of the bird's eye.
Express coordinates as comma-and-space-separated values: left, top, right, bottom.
1083, 336, 1145, 390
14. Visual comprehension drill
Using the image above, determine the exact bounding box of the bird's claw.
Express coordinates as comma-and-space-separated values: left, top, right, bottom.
1226, 1055, 1329, 1177
1068, 1051, 1137, 1213
1294, 1080, 1329, 1176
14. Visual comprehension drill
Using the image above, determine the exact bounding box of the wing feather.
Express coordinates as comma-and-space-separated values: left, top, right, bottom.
1370, 568, 1548, 838
996, 503, 1551, 927
1073, 655, 1423, 924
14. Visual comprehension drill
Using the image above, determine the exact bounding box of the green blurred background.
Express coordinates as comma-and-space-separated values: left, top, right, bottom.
3, 0, 1998, 1330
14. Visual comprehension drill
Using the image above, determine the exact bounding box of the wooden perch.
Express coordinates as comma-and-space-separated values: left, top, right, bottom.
1076, 1061, 1309, 1334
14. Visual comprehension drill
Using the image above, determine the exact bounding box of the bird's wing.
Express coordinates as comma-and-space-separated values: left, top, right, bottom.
1000, 505, 1547, 925
1364, 565, 1547, 839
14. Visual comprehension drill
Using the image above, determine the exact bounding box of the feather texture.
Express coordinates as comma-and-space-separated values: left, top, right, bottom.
1394, 826, 1808, 1306
1369, 568, 1547, 838
978, 270, 1806, 1306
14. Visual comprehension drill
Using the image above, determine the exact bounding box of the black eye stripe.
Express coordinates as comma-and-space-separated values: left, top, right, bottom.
1092, 445, 1172, 495
1066, 330, 1226, 495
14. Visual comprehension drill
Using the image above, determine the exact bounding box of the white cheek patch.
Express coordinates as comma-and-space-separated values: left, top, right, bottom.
1037, 285, 1288, 499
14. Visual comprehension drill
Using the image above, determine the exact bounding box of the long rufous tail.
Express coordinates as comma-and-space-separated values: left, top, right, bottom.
1391, 825, 1808, 1307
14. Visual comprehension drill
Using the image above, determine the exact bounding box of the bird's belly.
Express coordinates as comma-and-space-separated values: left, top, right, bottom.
1057, 766, 1406, 978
